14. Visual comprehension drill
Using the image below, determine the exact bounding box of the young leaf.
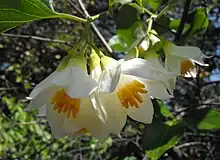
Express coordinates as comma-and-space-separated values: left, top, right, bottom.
158, 101, 174, 119
169, 19, 190, 33
143, 120, 184, 160
108, 35, 128, 52
0, 0, 57, 33
184, 8, 209, 37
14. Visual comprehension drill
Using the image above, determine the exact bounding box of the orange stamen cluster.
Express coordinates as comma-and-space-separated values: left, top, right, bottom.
51, 89, 80, 118
181, 59, 195, 75
117, 80, 148, 108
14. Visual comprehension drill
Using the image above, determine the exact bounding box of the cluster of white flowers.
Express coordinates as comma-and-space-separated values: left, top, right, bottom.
28, 41, 207, 142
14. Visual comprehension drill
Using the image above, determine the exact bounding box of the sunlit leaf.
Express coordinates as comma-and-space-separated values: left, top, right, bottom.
108, 35, 128, 52
169, 19, 190, 32
158, 101, 174, 119
187, 8, 209, 36
0, 0, 58, 33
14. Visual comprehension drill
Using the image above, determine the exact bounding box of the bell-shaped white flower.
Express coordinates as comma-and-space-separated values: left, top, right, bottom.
38, 97, 110, 142
92, 56, 176, 134
163, 41, 208, 76
28, 55, 111, 141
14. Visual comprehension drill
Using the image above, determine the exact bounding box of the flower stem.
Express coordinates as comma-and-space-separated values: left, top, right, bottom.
147, 18, 153, 33
156, 5, 170, 19
56, 12, 87, 23
130, 3, 155, 17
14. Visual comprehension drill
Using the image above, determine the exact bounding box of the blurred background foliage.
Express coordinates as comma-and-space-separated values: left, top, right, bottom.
0, 0, 220, 159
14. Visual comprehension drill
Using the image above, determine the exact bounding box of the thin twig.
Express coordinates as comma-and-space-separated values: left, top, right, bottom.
1, 33, 73, 47
76, 0, 114, 55
0, 87, 20, 91
67, 0, 84, 17
176, 141, 206, 149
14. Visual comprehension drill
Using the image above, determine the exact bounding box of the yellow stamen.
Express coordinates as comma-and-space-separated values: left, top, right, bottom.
117, 80, 148, 108
51, 88, 80, 118
181, 59, 195, 75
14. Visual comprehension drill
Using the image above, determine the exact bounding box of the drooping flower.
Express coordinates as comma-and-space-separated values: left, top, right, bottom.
92, 56, 176, 134
28, 54, 110, 141
163, 41, 208, 76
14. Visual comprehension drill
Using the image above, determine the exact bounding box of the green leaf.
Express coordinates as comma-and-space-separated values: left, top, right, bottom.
117, 22, 143, 46
183, 108, 220, 130
180, 8, 209, 39
114, 5, 138, 30
143, 120, 184, 160
40, 0, 54, 9
108, 35, 128, 52
0, 0, 57, 33
158, 101, 174, 119
141, 0, 163, 12
169, 19, 190, 32
187, 8, 209, 36
154, 16, 170, 34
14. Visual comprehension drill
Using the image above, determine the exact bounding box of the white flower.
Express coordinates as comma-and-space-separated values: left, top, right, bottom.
92, 56, 176, 134
163, 41, 208, 76
28, 56, 110, 141
38, 98, 110, 142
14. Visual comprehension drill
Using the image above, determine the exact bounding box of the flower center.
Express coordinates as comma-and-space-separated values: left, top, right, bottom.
117, 80, 148, 108
181, 59, 195, 75
51, 88, 80, 118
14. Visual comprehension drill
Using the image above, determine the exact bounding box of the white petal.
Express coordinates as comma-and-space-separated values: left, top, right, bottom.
99, 92, 127, 134
37, 105, 47, 117
99, 61, 122, 93
53, 67, 98, 98
140, 39, 149, 51
165, 54, 181, 74
169, 44, 202, 59
46, 103, 66, 138
63, 98, 92, 133
121, 58, 176, 81
29, 71, 57, 98
51, 67, 71, 86
126, 95, 154, 124
28, 86, 58, 110
191, 56, 209, 66
90, 92, 108, 123
164, 78, 176, 96
85, 116, 110, 142
145, 80, 173, 100
149, 34, 160, 46
91, 65, 102, 82
63, 97, 110, 142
